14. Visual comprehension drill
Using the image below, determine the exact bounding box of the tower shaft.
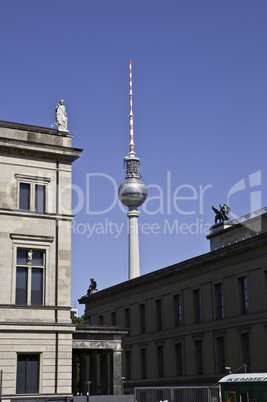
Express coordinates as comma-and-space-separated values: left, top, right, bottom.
128, 208, 140, 279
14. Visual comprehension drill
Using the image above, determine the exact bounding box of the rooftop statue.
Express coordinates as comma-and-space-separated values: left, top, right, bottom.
55, 99, 68, 132
212, 204, 231, 225
89, 278, 97, 291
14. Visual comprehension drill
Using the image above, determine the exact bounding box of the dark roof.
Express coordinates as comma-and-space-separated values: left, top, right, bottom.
79, 230, 267, 303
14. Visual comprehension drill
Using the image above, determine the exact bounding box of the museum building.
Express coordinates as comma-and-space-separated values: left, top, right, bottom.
80, 211, 267, 394
0, 120, 126, 400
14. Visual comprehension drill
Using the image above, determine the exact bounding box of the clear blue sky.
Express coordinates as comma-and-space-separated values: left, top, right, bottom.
1, 1, 267, 315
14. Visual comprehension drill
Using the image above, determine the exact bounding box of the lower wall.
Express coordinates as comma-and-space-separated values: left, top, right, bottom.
0, 326, 73, 396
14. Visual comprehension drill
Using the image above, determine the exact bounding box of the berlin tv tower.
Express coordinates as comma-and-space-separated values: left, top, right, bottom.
118, 60, 148, 280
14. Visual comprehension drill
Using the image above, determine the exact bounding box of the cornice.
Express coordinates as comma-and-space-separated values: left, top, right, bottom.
0, 137, 82, 162
0, 208, 74, 221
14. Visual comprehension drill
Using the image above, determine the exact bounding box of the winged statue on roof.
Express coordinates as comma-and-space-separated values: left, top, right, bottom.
212, 204, 231, 224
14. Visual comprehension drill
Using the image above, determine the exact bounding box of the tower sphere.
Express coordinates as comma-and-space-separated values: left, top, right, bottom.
118, 177, 147, 208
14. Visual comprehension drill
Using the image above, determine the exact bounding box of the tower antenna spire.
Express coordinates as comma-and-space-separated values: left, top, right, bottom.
129, 59, 135, 157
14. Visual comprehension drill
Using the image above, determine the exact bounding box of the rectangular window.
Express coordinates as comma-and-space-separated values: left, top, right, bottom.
195, 340, 203, 375
156, 299, 162, 330
217, 337, 226, 373
157, 345, 164, 378
125, 351, 131, 380
16, 249, 44, 306
111, 312, 116, 326
99, 315, 103, 325
215, 283, 224, 319
239, 277, 248, 314
125, 308, 130, 335
141, 349, 147, 379
19, 183, 30, 210
194, 289, 202, 323
140, 304, 146, 334
174, 294, 182, 327
241, 333, 252, 368
17, 176, 48, 213
176, 343, 183, 376
35, 185, 45, 213
16, 354, 39, 394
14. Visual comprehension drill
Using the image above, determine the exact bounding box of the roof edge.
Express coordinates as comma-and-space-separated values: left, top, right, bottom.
0, 120, 72, 137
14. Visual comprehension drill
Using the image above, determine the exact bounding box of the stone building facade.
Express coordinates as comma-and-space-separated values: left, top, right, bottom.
80, 212, 267, 394
0, 121, 82, 400
0, 119, 127, 399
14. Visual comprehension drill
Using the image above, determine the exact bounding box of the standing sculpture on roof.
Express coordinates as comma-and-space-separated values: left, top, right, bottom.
55, 99, 68, 132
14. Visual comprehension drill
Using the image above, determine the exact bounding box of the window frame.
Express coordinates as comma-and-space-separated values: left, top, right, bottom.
125, 350, 132, 381
241, 332, 252, 368
193, 288, 202, 323
125, 307, 130, 335
140, 348, 147, 379
16, 353, 40, 394
216, 336, 226, 373
174, 294, 182, 327
215, 283, 224, 319
157, 344, 164, 378
175, 342, 183, 376
239, 276, 249, 314
10, 234, 54, 306
156, 299, 162, 330
195, 339, 203, 375
16, 249, 45, 306
111, 311, 116, 326
16, 174, 50, 213
140, 304, 146, 334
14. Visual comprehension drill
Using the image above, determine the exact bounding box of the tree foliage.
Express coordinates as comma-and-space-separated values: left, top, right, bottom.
71, 311, 85, 324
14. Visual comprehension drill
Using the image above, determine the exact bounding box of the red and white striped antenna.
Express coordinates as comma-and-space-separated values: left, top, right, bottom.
129, 59, 135, 157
